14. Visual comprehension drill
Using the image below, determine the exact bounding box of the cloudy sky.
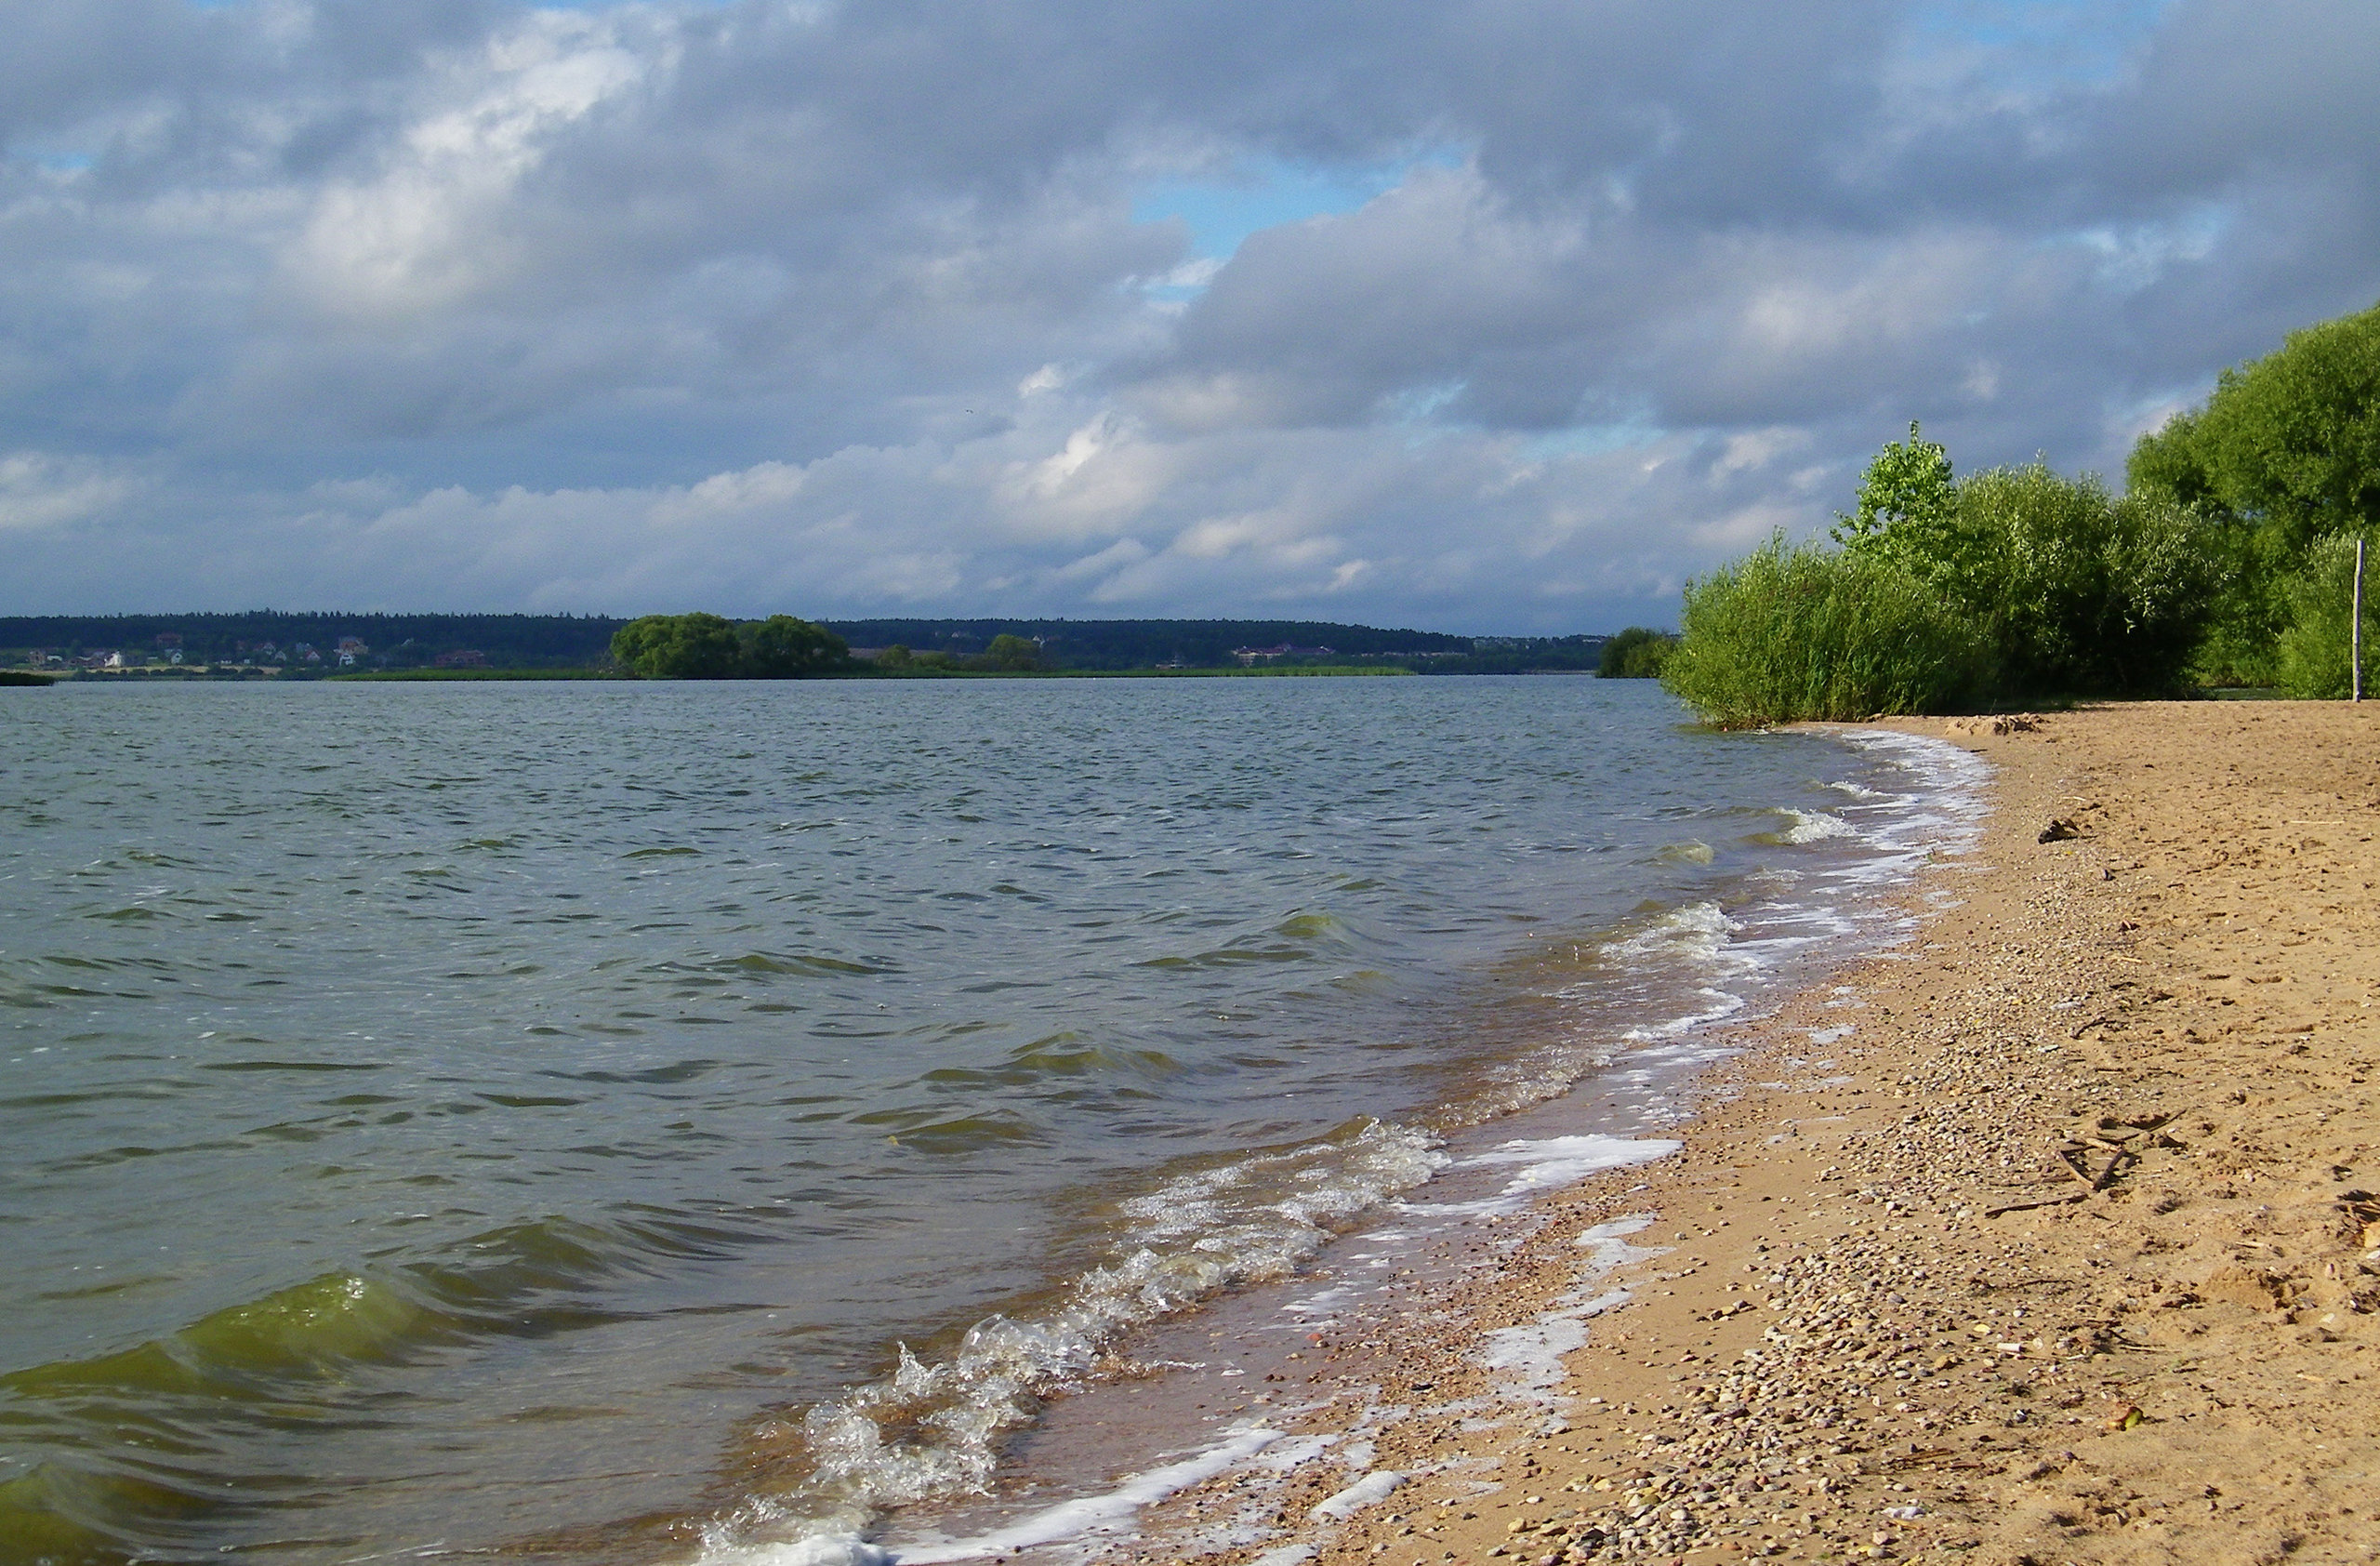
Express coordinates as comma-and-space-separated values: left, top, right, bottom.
3, 0, 2376, 631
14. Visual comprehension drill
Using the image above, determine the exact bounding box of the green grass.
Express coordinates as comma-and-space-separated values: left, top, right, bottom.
854, 664, 1414, 678
331, 667, 624, 682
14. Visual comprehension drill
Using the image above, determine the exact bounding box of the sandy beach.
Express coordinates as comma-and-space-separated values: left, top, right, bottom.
1095, 701, 2379, 1566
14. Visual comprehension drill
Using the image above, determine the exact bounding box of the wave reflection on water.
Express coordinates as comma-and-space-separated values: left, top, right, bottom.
0, 680, 1982, 1565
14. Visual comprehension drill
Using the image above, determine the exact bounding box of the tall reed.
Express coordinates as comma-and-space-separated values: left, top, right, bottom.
1660, 533, 1993, 728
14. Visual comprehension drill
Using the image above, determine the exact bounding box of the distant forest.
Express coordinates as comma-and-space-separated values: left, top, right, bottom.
0, 612, 625, 670
0, 612, 1609, 675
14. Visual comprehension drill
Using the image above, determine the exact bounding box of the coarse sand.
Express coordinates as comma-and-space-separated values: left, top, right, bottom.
1103, 701, 2380, 1566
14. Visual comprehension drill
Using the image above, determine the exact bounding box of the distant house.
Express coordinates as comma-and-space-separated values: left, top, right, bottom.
336, 636, 369, 657
1231, 643, 1336, 666
294, 643, 322, 664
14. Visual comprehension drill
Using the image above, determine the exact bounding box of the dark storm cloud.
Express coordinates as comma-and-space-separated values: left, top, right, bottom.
1, 0, 2376, 629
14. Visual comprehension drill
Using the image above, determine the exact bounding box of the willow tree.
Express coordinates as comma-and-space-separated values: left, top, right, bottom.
2129, 299, 2380, 683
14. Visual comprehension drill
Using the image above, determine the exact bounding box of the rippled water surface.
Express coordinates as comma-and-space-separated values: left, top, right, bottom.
0, 678, 1977, 1563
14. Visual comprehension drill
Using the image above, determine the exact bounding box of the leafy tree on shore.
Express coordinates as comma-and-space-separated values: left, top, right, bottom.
2274, 535, 2378, 698
611, 613, 853, 678
742, 616, 851, 676
1668, 428, 2221, 724
1596, 627, 1675, 678
2129, 299, 2380, 683
608, 612, 847, 679
1836, 450, 2216, 698
977, 633, 1042, 671
1830, 421, 1956, 553
611, 613, 745, 678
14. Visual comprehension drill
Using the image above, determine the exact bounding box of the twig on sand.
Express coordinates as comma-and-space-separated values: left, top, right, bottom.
1984, 1191, 2087, 1218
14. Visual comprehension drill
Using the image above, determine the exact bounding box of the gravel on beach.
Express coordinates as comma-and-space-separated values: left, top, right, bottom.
1103, 703, 2380, 1566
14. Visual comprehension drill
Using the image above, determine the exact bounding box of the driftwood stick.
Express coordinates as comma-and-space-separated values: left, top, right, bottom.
1986, 1191, 2088, 1218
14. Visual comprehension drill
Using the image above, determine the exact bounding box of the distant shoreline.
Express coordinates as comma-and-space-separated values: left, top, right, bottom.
36, 663, 1448, 683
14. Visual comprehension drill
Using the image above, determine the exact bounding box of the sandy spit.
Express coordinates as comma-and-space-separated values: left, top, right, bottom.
1103, 701, 2380, 1566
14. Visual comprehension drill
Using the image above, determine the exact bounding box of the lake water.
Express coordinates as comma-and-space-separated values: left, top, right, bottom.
0, 677, 1980, 1565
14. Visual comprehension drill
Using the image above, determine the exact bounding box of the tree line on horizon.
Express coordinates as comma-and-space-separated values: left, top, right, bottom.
603, 617, 1620, 678
1661, 297, 2380, 727
0, 614, 1617, 677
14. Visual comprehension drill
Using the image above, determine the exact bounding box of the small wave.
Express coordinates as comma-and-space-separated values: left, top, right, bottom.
1765, 808, 1855, 845
1600, 901, 1738, 968
700, 1121, 1446, 1559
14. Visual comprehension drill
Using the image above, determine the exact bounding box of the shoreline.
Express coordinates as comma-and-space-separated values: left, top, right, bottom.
1030, 701, 2380, 1566
822, 723, 1989, 1566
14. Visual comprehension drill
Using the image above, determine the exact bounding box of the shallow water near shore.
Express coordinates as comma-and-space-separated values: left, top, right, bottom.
0, 678, 1980, 1565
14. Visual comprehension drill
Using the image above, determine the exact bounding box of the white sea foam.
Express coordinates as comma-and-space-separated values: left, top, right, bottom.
885, 1425, 1291, 1562
699, 1534, 892, 1566
1312, 1469, 1405, 1520
1250, 1547, 1317, 1566
1601, 900, 1737, 967
1460, 1135, 1682, 1206
1483, 1217, 1662, 1401
1775, 808, 1856, 844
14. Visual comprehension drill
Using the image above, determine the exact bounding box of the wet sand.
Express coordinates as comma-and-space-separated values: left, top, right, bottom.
1091, 701, 2380, 1566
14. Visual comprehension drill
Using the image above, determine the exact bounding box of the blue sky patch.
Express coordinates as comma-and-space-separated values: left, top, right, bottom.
1133, 151, 1462, 263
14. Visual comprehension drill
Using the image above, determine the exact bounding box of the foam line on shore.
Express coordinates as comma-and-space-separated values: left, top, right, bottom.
886, 1425, 1293, 1562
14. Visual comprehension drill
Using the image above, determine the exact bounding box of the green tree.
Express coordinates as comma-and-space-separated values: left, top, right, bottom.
740, 616, 850, 677
875, 644, 914, 670
978, 633, 1043, 671
2129, 299, 2380, 682
1831, 421, 1956, 552
610, 613, 745, 679
1836, 425, 2217, 697
2274, 534, 2377, 698
1946, 464, 2218, 697
1596, 626, 1675, 678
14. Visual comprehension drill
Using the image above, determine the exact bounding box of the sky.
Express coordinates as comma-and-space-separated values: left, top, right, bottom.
3, 0, 2377, 632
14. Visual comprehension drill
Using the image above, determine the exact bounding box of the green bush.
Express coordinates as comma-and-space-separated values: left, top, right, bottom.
976, 633, 1043, 671
1943, 465, 2217, 697
610, 612, 848, 678
740, 615, 849, 677
1836, 436, 2218, 698
611, 612, 745, 678
2129, 298, 2380, 683
2275, 535, 2376, 698
1596, 626, 1675, 678
1661, 534, 1993, 728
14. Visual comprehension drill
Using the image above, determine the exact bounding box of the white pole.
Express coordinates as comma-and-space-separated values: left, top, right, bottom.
2356, 537, 2366, 703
